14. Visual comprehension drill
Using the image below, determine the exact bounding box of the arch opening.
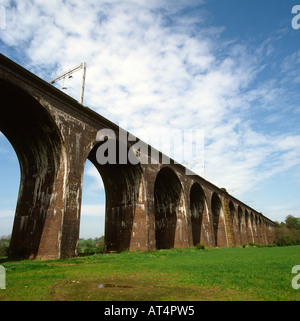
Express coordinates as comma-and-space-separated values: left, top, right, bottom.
79, 159, 105, 253
237, 205, 244, 245
229, 201, 236, 246
250, 212, 256, 242
254, 214, 259, 243
0, 80, 66, 259
87, 141, 145, 252
257, 216, 263, 244
190, 183, 206, 246
154, 167, 183, 250
0, 132, 20, 242
229, 201, 235, 224
245, 210, 251, 243
211, 192, 223, 247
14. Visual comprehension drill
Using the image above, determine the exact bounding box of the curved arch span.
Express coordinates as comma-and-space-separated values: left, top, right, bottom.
86, 140, 146, 252
190, 183, 206, 246
211, 192, 226, 247
154, 167, 187, 249
0, 79, 66, 259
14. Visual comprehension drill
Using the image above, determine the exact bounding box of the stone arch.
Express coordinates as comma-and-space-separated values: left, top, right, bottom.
229, 201, 237, 246
250, 212, 254, 242
250, 212, 257, 242
237, 206, 242, 245
265, 220, 271, 243
229, 201, 235, 222
257, 216, 264, 244
86, 139, 146, 252
245, 209, 251, 243
253, 214, 258, 243
238, 206, 246, 245
0, 79, 67, 259
190, 182, 207, 246
154, 166, 187, 249
80, 159, 105, 239
211, 192, 226, 247
267, 221, 275, 244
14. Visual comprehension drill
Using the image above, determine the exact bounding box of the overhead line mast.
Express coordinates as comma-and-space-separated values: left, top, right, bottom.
50, 62, 87, 105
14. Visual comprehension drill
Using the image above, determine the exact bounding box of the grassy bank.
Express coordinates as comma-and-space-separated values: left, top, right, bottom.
0, 245, 300, 301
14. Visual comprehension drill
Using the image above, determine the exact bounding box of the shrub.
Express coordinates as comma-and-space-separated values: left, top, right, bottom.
266, 243, 276, 247
196, 243, 205, 250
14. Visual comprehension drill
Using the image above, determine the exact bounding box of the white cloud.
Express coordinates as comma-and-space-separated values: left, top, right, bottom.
84, 162, 104, 191
0, 209, 14, 218
1, 0, 299, 226
80, 204, 105, 217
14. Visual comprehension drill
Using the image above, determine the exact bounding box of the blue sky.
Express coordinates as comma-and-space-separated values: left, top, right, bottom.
0, 0, 300, 238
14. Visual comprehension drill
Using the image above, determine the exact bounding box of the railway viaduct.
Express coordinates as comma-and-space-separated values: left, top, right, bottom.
0, 54, 275, 259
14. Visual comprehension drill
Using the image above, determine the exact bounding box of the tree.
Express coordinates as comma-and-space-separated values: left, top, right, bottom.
77, 236, 105, 255
275, 215, 300, 246
0, 235, 10, 257
285, 215, 300, 230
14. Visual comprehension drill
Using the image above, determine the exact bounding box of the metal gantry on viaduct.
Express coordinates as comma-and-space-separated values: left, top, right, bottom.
0, 54, 275, 259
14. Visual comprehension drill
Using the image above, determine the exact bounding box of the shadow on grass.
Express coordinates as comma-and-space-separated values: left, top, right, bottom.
0, 256, 24, 264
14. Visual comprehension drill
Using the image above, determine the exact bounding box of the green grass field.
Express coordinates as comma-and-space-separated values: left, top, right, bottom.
0, 245, 300, 301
